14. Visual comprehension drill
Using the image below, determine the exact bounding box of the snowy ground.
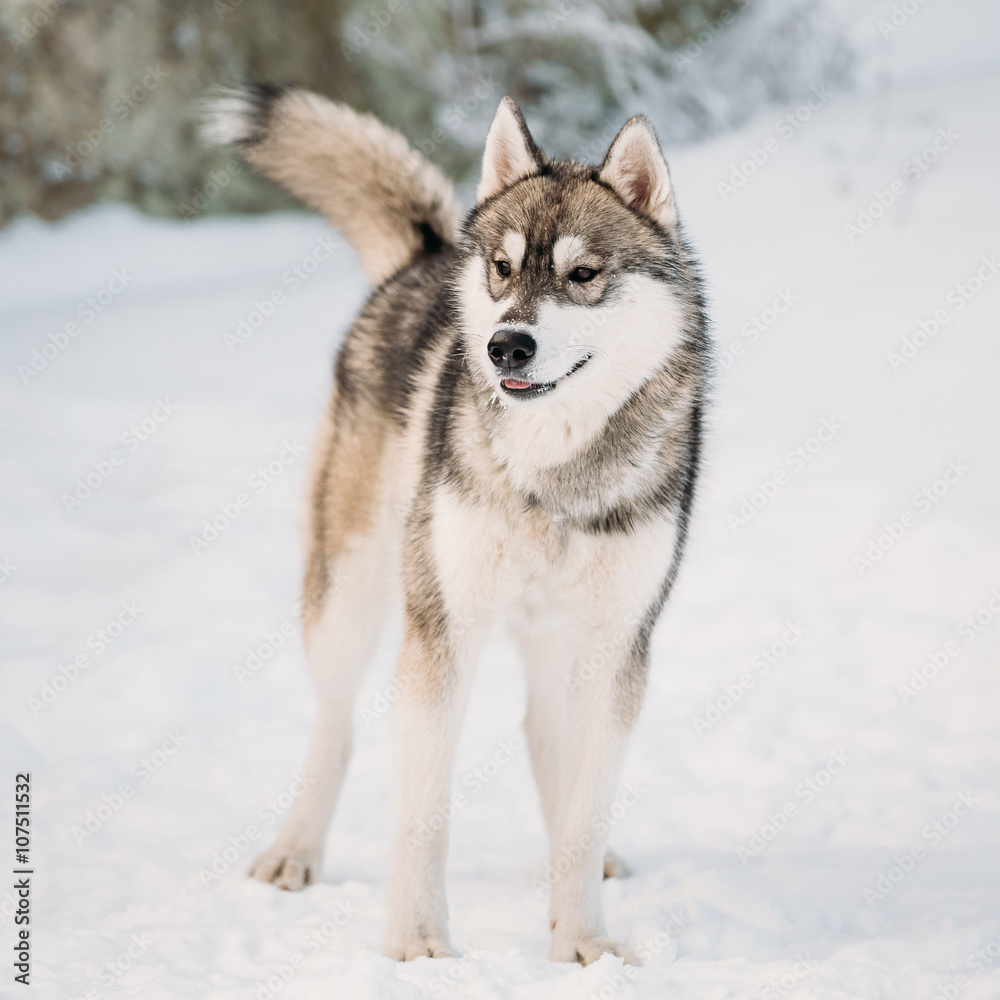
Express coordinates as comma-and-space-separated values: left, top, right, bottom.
3, 4, 1000, 998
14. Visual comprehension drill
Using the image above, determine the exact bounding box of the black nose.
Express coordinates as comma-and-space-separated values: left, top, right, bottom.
487, 329, 536, 370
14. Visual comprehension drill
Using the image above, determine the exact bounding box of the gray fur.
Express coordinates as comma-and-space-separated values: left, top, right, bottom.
209, 84, 709, 966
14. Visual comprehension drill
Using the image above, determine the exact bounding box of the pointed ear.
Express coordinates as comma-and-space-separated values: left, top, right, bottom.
599, 116, 676, 229
477, 97, 543, 204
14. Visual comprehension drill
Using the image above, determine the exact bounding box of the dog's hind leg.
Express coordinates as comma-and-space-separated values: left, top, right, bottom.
249, 533, 392, 890
251, 402, 395, 891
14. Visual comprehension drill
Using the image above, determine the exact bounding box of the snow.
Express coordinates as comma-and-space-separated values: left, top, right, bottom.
3, 4, 1000, 996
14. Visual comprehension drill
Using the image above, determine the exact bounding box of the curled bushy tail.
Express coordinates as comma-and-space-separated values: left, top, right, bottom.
203, 84, 462, 286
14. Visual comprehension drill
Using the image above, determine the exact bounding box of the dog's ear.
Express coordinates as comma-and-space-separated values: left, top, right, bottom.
599, 116, 676, 229
477, 97, 543, 204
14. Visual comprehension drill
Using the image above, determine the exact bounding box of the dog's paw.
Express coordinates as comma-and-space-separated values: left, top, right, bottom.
384, 933, 456, 961
249, 845, 319, 891
603, 847, 631, 879
549, 933, 637, 966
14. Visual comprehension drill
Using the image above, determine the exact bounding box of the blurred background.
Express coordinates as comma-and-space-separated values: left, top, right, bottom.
0, 0, 858, 224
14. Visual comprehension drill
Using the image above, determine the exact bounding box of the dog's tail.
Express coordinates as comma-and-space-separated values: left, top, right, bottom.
202, 84, 462, 286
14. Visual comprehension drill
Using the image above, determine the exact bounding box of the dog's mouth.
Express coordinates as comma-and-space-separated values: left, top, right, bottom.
499, 354, 592, 399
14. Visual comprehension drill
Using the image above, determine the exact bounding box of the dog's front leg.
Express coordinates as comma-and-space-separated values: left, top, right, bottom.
382, 618, 477, 960
547, 627, 648, 966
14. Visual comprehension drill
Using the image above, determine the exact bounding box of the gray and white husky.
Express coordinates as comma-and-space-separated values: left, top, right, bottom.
206, 84, 708, 965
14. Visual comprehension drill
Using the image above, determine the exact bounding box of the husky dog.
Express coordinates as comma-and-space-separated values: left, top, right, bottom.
205, 84, 708, 965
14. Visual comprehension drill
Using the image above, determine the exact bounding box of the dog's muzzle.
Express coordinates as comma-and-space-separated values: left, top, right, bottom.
486, 331, 593, 399
488, 329, 545, 396
487, 329, 536, 371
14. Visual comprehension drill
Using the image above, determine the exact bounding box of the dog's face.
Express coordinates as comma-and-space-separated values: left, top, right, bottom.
460, 99, 685, 413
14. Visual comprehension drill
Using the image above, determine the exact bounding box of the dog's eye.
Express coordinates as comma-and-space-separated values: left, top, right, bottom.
495, 260, 511, 278
569, 266, 599, 283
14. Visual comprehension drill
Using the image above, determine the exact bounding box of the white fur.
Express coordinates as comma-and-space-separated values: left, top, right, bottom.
412, 484, 680, 961
431, 485, 512, 622
478, 99, 539, 203
600, 117, 676, 229
384, 626, 477, 960
249, 531, 394, 889
502, 230, 526, 268
459, 258, 687, 482
200, 90, 259, 145
552, 234, 585, 273
254, 249, 687, 962
524, 515, 678, 962
253, 360, 683, 961
205, 87, 462, 287
233, 88, 697, 968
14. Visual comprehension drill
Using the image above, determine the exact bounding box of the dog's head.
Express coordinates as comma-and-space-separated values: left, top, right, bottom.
459, 98, 689, 414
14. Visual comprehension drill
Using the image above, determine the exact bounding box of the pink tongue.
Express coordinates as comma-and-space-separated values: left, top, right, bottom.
503, 378, 532, 390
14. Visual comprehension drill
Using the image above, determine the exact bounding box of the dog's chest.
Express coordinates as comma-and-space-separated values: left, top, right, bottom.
512, 505, 609, 609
